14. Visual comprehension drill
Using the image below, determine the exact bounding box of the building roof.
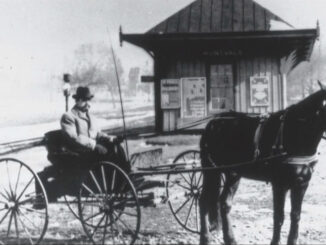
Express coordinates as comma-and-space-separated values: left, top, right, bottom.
146, 0, 293, 34
121, 0, 319, 69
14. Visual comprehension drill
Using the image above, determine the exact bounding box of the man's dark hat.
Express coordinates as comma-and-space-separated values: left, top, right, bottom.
72, 86, 94, 100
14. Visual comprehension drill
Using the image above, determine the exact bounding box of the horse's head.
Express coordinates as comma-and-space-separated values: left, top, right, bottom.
283, 81, 326, 155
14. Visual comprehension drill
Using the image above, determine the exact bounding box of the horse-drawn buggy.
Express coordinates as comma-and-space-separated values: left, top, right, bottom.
0, 128, 204, 245
1, 84, 326, 245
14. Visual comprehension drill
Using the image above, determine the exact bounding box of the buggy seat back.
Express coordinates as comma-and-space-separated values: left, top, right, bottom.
44, 130, 82, 167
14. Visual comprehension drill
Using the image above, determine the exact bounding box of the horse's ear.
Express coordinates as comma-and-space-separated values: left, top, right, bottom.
318, 80, 326, 90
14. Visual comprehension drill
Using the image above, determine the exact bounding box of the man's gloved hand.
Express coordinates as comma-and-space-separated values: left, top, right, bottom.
100, 135, 123, 144
94, 144, 108, 155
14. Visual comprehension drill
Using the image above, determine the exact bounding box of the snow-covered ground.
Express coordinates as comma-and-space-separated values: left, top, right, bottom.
0, 93, 154, 143
1, 137, 326, 244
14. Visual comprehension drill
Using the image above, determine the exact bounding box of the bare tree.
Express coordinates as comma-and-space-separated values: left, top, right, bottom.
71, 42, 124, 107
288, 48, 324, 102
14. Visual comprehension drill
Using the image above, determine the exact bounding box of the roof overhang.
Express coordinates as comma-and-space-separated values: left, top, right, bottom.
121, 29, 318, 69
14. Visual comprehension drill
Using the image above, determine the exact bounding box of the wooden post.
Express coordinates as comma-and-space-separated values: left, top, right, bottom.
154, 54, 163, 132
282, 73, 287, 109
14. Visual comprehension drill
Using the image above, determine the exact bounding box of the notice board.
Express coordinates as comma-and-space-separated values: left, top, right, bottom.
181, 77, 207, 118
250, 76, 270, 107
160, 79, 180, 109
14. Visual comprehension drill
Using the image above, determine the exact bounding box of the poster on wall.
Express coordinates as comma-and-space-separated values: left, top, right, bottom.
250, 76, 270, 107
181, 77, 207, 118
160, 79, 180, 109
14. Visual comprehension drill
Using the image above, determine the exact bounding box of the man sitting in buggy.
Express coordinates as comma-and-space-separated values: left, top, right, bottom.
60, 86, 130, 172
34, 86, 131, 208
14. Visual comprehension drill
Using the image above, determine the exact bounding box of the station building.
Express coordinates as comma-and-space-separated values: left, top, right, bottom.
121, 0, 318, 132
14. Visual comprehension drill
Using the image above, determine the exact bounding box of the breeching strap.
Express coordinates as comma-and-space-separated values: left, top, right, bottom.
272, 112, 287, 154
253, 115, 268, 159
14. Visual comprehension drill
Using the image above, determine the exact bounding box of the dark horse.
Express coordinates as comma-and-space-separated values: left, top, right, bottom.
199, 85, 326, 245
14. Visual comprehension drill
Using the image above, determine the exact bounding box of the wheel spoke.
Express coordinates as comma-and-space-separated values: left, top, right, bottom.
19, 206, 46, 216
101, 166, 108, 196
3, 189, 11, 201
89, 213, 106, 240
18, 192, 42, 205
17, 214, 34, 245
6, 210, 13, 237
175, 196, 191, 214
184, 196, 195, 227
112, 211, 135, 237
196, 173, 203, 187
112, 213, 127, 245
109, 212, 116, 245
195, 198, 199, 231
102, 214, 109, 245
18, 208, 43, 230
16, 176, 34, 202
14, 165, 23, 195
13, 212, 19, 239
174, 181, 192, 191
81, 183, 102, 203
178, 173, 191, 186
89, 170, 103, 194
6, 161, 14, 198
0, 190, 9, 201
193, 172, 197, 188
111, 169, 116, 192
0, 209, 11, 225
84, 211, 103, 222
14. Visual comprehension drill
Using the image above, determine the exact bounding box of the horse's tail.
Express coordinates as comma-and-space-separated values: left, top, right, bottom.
199, 122, 222, 232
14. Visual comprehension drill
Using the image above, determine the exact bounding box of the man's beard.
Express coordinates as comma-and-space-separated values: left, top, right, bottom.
78, 104, 90, 112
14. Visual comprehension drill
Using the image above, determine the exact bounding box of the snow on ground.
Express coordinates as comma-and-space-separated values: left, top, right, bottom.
3, 138, 326, 244
0, 94, 154, 143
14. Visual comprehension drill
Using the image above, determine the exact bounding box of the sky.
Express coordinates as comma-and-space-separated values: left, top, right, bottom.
0, 0, 325, 126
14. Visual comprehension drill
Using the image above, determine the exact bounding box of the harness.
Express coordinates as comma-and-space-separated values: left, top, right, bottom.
253, 110, 318, 166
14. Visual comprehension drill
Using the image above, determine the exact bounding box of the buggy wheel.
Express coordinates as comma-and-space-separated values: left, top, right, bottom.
0, 158, 48, 245
63, 194, 80, 220
78, 161, 140, 245
166, 150, 202, 234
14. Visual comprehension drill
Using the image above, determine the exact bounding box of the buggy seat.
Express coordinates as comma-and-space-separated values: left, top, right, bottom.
44, 130, 85, 168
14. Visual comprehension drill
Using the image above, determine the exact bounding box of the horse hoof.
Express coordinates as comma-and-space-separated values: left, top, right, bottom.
225, 238, 237, 245
200, 235, 210, 245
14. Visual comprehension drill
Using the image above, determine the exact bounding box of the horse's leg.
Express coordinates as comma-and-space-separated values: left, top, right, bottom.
220, 173, 240, 245
287, 181, 309, 245
199, 171, 220, 244
270, 183, 288, 245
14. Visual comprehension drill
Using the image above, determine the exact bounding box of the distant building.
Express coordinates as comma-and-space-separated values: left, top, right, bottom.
121, 0, 318, 132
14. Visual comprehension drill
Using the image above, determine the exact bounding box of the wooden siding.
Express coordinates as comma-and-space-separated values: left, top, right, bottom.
235, 56, 282, 113
159, 55, 282, 131
147, 0, 290, 34
159, 58, 206, 131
